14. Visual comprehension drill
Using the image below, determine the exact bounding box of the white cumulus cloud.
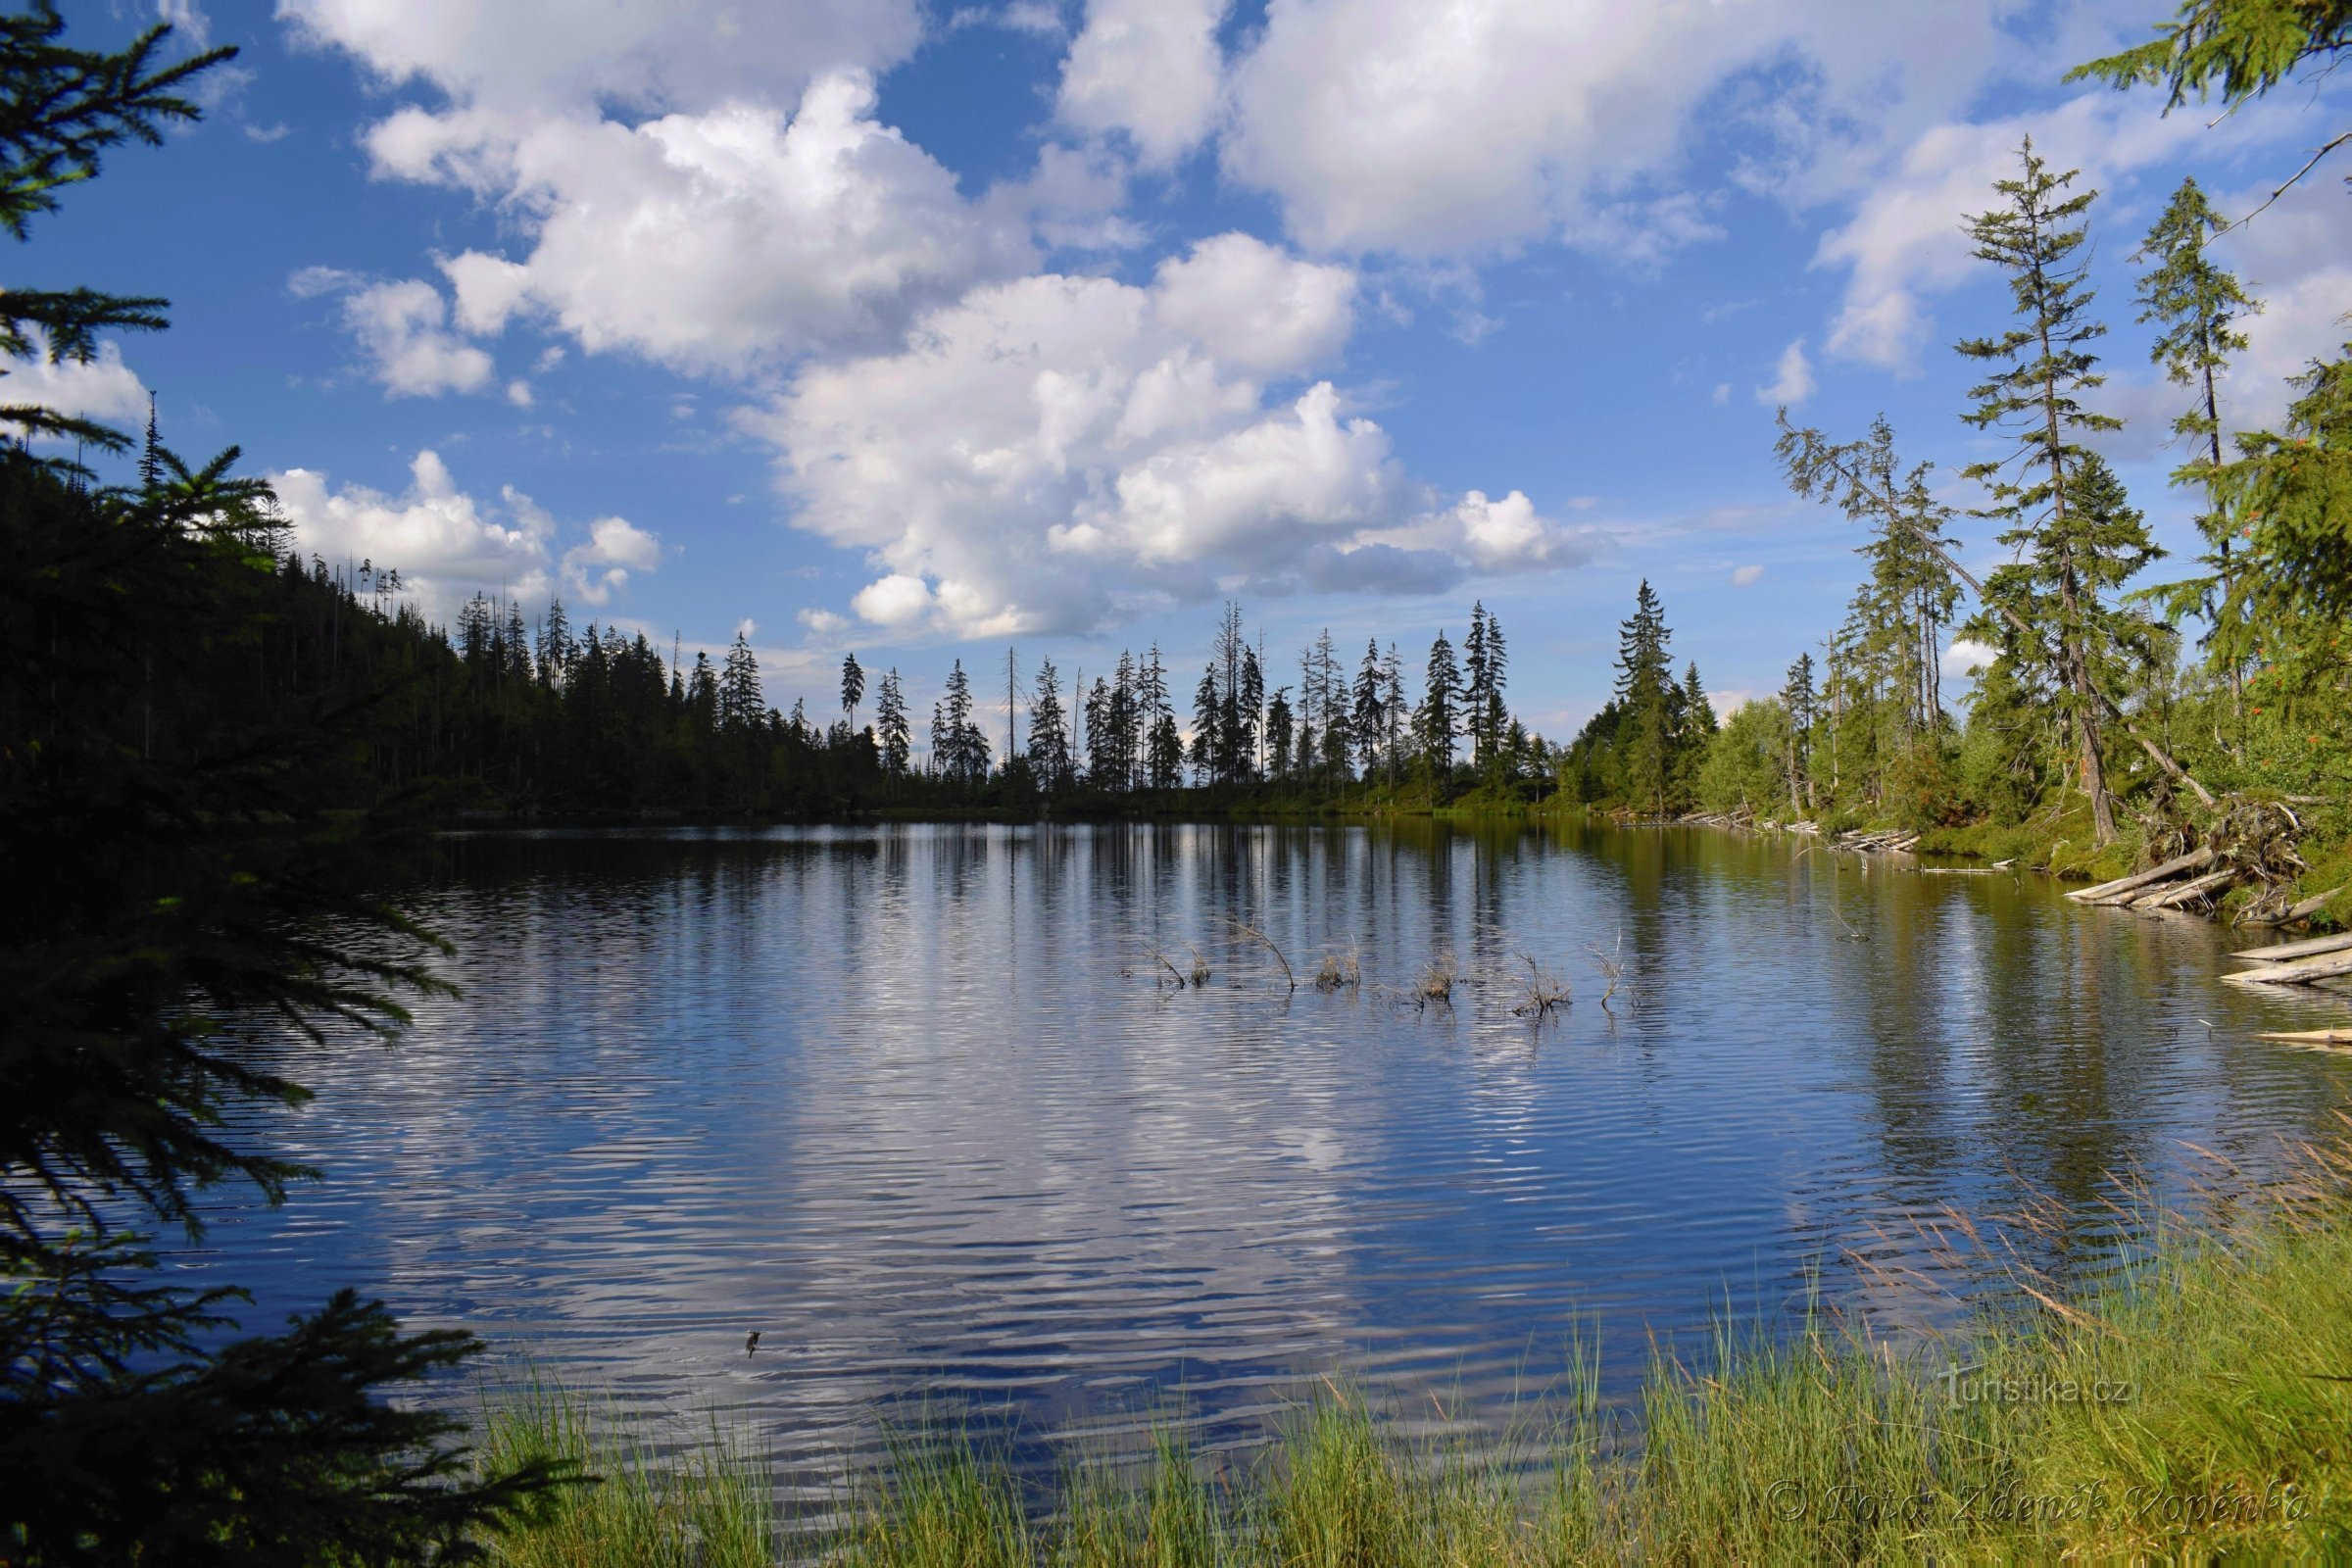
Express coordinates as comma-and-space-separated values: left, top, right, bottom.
270, 449, 663, 620
1755, 338, 1814, 407
389, 74, 1035, 374
744, 236, 1584, 638
1216, 0, 2034, 261
1056, 0, 1228, 167
279, 0, 922, 116
1, 334, 149, 439
340, 278, 496, 397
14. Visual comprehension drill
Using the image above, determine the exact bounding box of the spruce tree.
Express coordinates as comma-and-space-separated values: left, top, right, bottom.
875, 666, 909, 775
1351, 638, 1386, 779
2135, 175, 2260, 703
1462, 604, 1489, 762
1615, 581, 1675, 814
840, 650, 865, 725
1025, 655, 1070, 788
1957, 139, 2151, 843
1781, 652, 1817, 811
1382, 643, 1407, 785
718, 629, 763, 734
1266, 686, 1296, 778
1418, 630, 1461, 779
2214, 333, 2352, 623
1192, 663, 1222, 785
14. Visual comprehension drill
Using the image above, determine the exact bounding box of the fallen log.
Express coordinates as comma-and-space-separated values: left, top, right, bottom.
2224, 950, 2352, 986
2230, 930, 2352, 964
2070, 845, 2218, 904
2258, 1030, 2352, 1049
2284, 885, 2345, 923
2131, 868, 2237, 909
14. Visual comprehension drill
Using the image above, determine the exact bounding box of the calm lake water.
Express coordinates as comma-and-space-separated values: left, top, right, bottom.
189, 819, 2351, 1492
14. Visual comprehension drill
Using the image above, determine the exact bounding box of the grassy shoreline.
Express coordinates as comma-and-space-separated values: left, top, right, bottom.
477, 1140, 2352, 1563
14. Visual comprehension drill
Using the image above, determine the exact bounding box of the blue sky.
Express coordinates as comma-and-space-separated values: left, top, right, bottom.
24, 0, 2349, 738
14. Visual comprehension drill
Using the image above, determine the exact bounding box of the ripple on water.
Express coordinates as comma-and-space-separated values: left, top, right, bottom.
186, 820, 2352, 1485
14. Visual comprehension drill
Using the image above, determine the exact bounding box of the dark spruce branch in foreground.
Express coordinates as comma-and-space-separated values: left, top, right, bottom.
1, 10, 564, 1562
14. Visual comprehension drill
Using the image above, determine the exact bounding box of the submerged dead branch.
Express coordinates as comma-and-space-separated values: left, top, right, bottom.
1510, 953, 1571, 1016
1225, 917, 1297, 992
1589, 933, 1626, 1009
1144, 944, 1188, 989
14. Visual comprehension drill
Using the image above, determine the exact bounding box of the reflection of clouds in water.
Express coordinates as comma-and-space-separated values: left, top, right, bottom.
191, 822, 2351, 1488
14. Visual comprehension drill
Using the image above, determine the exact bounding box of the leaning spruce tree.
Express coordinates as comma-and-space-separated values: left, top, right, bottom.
1955, 138, 2155, 846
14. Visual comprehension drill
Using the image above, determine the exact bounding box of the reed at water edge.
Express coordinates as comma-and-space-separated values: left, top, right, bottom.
476, 1120, 2352, 1563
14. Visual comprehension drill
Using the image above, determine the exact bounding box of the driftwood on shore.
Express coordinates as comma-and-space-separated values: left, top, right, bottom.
2226, 949, 2352, 987
2230, 931, 2352, 964
2257, 1029, 2352, 1049
1837, 827, 1920, 854
2130, 867, 2239, 909
2069, 846, 2218, 905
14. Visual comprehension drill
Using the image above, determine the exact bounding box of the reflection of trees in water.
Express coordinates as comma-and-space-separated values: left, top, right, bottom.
312, 821, 2351, 1483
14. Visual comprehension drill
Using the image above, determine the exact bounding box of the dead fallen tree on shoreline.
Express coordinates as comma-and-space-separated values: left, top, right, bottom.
2062, 800, 2342, 952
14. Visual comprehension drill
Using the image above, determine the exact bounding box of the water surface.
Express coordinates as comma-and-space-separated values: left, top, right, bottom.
188, 820, 2352, 1488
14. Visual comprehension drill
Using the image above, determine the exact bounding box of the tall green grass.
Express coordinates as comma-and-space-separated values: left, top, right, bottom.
474, 1381, 775, 1567
479, 1136, 2352, 1563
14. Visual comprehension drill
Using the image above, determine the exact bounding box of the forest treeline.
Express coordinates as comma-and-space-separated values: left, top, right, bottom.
212, 564, 1568, 814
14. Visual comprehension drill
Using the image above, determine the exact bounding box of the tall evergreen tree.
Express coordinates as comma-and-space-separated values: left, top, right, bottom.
1382, 643, 1408, 786
875, 666, 909, 775
1418, 630, 1461, 778
718, 629, 763, 735
1781, 652, 1818, 811
1479, 606, 1509, 769
1462, 604, 1489, 761
840, 650, 865, 726
1025, 655, 1070, 789
1957, 139, 2149, 843
1191, 663, 1222, 785
1615, 581, 1675, 814
1266, 685, 1296, 779
1351, 639, 1386, 781
2135, 175, 2260, 705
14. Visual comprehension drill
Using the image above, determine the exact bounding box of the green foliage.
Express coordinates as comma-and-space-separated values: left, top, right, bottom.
1692, 699, 1788, 816
2216, 339, 2352, 627
0, 6, 229, 454
2069, 0, 2349, 111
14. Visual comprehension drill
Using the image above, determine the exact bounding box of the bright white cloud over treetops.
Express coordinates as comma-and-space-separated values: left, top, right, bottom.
50, 0, 2351, 724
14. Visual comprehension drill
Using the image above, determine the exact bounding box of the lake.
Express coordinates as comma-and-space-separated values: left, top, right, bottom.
187, 819, 2351, 1495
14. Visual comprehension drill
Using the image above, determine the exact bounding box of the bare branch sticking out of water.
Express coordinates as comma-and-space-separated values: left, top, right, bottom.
1511, 953, 1571, 1016
1226, 917, 1297, 992
1145, 944, 1188, 989
1187, 945, 1211, 988
1589, 933, 1626, 1009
